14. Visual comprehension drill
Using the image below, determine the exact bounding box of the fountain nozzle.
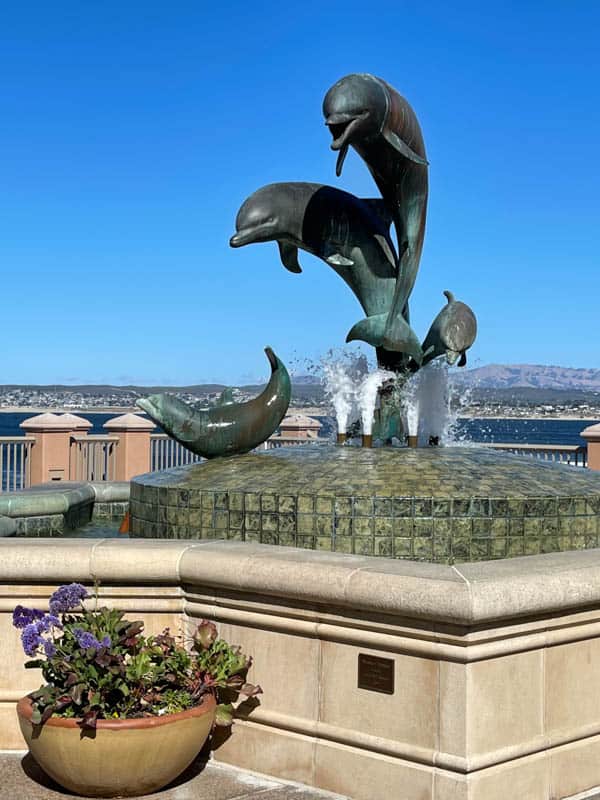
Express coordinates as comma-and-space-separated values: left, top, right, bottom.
336, 432, 347, 445
362, 434, 373, 448
407, 435, 418, 449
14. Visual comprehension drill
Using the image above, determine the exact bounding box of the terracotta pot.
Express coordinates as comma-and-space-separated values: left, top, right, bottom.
17, 694, 216, 797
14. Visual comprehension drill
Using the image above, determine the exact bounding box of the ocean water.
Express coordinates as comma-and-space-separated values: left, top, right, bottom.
0, 411, 596, 446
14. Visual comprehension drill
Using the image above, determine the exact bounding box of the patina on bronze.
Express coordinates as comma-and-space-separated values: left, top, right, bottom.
137, 347, 291, 459
421, 291, 478, 368
227, 73, 477, 447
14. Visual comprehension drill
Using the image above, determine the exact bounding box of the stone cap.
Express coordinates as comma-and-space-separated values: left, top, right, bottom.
581, 422, 600, 441
20, 413, 79, 432
103, 413, 155, 432
280, 414, 322, 430
59, 413, 93, 430
3, 539, 600, 627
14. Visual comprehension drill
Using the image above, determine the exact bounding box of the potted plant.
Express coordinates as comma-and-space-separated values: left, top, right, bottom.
13, 583, 261, 798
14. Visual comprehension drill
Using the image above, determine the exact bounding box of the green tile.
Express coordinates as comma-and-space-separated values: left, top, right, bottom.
353, 517, 373, 536
354, 537, 374, 556
315, 496, 333, 515
297, 495, 314, 514
316, 516, 333, 536
374, 517, 393, 535
374, 498, 392, 517
335, 516, 352, 535
297, 516, 315, 534
334, 497, 353, 516
333, 536, 352, 553
433, 500, 451, 517
261, 513, 278, 532
414, 498, 433, 516
354, 497, 373, 516
261, 494, 277, 512
392, 498, 412, 517
376, 538, 393, 557
229, 493, 244, 511
278, 495, 296, 513
394, 537, 413, 558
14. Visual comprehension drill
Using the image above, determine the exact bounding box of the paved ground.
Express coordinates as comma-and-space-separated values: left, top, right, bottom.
0, 753, 347, 800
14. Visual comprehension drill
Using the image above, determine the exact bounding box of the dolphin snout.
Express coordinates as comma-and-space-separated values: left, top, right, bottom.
136, 396, 160, 416
229, 219, 278, 248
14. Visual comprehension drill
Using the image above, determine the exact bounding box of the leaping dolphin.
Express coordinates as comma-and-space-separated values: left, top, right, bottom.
136, 347, 291, 459
230, 182, 398, 321
323, 74, 428, 355
421, 291, 477, 368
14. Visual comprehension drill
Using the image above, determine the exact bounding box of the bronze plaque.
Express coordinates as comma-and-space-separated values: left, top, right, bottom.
357, 653, 395, 695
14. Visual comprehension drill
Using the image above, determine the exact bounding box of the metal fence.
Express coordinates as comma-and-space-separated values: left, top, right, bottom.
70, 435, 119, 482
486, 443, 588, 467
150, 434, 203, 472
0, 437, 34, 491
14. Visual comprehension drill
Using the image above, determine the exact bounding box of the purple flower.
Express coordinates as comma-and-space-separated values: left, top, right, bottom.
21, 624, 42, 657
49, 583, 89, 615
43, 640, 56, 657
73, 628, 101, 650
101, 635, 111, 648
35, 614, 62, 634
12, 606, 45, 630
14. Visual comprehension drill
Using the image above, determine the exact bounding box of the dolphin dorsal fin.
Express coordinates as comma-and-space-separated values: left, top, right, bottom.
277, 242, 302, 273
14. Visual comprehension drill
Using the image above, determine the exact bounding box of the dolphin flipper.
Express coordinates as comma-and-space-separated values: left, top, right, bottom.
382, 129, 429, 166
277, 242, 302, 273
347, 313, 423, 364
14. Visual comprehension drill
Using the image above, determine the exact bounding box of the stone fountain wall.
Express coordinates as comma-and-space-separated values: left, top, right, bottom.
2, 539, 600, 798
130, 446, 600, 564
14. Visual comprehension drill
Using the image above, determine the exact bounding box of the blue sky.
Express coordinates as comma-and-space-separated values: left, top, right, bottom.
2, 2, 599, 384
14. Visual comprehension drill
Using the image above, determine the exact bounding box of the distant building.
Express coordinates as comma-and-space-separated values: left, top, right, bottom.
275, 414, 322, 440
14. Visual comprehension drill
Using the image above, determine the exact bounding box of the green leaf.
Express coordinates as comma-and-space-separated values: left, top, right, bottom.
214, 703, 234, 727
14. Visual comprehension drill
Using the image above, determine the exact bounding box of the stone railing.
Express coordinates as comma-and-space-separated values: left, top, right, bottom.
150, 434, 203, 471
2, 413, 599, 491
486, 442, 588, 467
0, 437, 35, 491
70, 434, 119, 482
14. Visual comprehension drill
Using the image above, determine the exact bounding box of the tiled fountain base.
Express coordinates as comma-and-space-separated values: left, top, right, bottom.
130, 446, 600, 563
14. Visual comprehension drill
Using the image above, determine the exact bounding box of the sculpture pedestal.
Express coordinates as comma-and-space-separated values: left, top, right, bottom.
130, 445, 600, 564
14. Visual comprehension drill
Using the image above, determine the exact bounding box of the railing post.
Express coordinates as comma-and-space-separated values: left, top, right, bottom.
63, 414, 94, 479
104, 414, 155, 481
20, 413, 90, 485
581, 424, 600, 471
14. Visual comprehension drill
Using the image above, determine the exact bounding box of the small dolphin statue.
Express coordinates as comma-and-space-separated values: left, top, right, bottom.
421, 291, 477, 368
136, 347, 291, 459
323, 74, 428, 354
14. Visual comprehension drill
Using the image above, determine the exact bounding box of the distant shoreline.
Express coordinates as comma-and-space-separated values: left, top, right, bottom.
0, 407, 598, 424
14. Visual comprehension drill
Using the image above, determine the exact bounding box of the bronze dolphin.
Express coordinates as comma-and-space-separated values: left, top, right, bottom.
230, 182, 397, 318
323, 74, 428, 355
136, 347, 291, 459
421, 291, 477, 367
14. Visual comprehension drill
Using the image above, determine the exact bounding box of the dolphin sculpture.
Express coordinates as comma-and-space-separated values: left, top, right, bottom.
136, 347, 291, 459
230, 182, 397, 317
421, 291, 477, 368
323, 74, 428, 354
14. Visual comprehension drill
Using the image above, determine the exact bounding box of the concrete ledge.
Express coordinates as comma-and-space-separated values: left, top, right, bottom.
1, 540, 600, 623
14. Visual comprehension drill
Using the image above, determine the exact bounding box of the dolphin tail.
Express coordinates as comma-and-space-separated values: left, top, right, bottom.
347, 312, 423, 365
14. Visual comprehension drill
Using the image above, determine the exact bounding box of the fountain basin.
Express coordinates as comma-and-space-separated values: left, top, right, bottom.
130, 446, 600, 563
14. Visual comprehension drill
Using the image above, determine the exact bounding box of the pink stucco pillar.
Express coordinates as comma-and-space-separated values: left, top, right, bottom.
20, 413, 91, 485
582, 423, 600, 471
103, 413, 155, 481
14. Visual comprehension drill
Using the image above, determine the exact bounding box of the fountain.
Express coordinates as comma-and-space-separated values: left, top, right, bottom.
131, 73, 600, 565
